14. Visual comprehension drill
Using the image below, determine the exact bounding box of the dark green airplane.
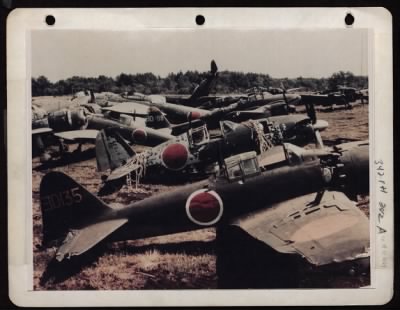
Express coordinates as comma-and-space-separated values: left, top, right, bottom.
32, 103, 176, 162
116, 65, 301, 124
300, 85, 366, 110
39, 141, 369, 278
94, 108, 328, 194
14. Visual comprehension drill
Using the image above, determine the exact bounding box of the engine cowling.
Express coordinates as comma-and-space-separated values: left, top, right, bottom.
48, 108, 88, 131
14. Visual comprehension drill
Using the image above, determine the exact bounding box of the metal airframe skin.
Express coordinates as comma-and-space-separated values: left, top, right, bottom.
39, 142, 369, 269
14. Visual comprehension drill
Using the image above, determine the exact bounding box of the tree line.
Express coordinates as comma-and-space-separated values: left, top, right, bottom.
32, 70, 368, 97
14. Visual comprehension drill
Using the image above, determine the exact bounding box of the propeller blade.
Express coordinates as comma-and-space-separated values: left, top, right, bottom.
188, 111, 193, 127
280, 81, 287, 92
89, 89, 96, 104
314, 130, 324, 149
280, 82, 290, 112
305, 102, 317, 124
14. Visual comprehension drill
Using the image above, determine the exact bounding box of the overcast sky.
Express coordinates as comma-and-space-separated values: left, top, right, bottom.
31, 29, 368, 82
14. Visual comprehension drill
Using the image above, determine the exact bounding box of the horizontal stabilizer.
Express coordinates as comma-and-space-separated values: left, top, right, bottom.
232, 191, 369, 266
56, 218, 128, 261
54, 129, 99, 142
101, 101, 150, 116
32, 127, 53, 135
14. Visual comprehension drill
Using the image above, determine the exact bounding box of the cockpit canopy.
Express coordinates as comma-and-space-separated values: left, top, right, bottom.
224, 151, 261, 182
188, 124, 210, 146
221, 121, 241, 135
119, 114, 135, 127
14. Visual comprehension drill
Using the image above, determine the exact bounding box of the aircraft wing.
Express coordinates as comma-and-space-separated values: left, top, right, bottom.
54, 129, 99, 142
32, 127, 53, 135
56, 218, 128, 261
102, 101, 150, 116
71, 95, 91, 106
231, 191, 369, 266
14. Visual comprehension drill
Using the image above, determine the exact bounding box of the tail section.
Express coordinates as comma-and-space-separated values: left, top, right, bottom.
88, 89, 96, 104
189, 60, 218, 101
145, 106, 171, 129
96, 128, 135, 172
39, 171, 111, 245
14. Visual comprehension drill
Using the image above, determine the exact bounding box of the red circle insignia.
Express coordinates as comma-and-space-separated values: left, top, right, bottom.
161, 143, 189, 171
186, 190, 223, 226
132, 128, 147, 143
187, 111, 202, 121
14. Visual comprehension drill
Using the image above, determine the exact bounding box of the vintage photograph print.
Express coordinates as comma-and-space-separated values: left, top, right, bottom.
31, 27, 371, 290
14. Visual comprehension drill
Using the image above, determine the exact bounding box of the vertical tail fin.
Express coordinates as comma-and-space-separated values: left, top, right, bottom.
95, 128, 135, 172
39, 171, 111, 245
189, 60, 218, 101
88, 89, 96, 104
145, 106, 171, 129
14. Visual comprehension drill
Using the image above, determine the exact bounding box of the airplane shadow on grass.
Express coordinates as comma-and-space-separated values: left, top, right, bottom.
39, 228, 369, 289
40, 231, 313, 289
40, 239, 216, 286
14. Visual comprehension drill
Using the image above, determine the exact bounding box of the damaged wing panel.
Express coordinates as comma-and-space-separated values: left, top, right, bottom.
231, 191, 369, 266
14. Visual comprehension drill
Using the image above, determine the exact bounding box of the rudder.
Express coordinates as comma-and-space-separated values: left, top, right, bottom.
95, 128, 135, 172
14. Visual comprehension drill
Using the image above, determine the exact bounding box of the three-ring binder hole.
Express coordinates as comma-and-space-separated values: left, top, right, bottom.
45, 15, 56, 26
345, 13, 354, 26
196, 15, 205, 26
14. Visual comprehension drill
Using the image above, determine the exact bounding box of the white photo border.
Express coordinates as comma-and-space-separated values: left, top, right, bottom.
7, 7, 393, 307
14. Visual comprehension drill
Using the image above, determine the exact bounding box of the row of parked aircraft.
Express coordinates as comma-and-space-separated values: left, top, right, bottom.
33, 61, 370, 287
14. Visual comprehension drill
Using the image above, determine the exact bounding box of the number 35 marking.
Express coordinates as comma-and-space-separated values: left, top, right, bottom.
42, 187, 82, 211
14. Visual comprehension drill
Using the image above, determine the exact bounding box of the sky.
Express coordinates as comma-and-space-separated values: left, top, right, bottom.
31, 29, 368, 82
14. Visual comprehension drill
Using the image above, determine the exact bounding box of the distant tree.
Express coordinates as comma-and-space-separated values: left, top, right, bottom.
31, 69, 368, 97
53, 80, 68, 95
175, 71, 191, 92
352, 76, 368, 89
328, 71, 355, 89
116, 73, 133, 87
32, 76, 52, 96
97, 75, 115, 92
